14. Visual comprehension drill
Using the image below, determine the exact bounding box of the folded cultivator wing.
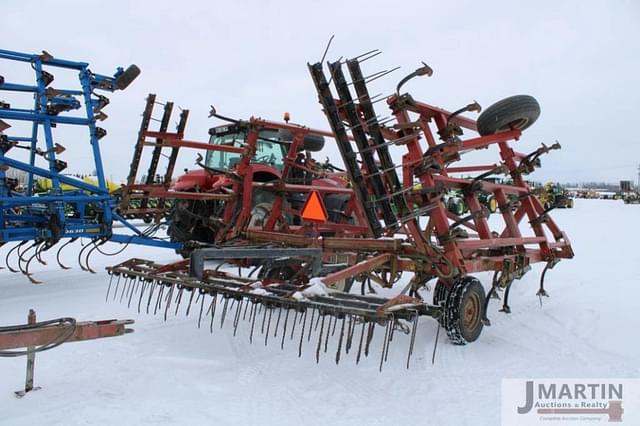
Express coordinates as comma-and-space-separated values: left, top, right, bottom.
107, 49, 573, 368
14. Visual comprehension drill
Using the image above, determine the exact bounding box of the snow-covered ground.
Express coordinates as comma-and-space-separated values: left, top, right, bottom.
1, 199, 639, 425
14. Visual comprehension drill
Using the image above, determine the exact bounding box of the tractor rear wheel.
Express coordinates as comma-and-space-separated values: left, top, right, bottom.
476, 95, 540, 136
443, 276, 486, 345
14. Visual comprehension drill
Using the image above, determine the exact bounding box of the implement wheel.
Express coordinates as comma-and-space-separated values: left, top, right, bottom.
444, 276, 486, 345
476, 95, 540, 136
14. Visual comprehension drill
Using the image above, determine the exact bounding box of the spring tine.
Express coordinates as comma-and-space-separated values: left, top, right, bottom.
315, 314, 325, 363
345, 315, 354, 354
290, 311, 299, 340
356, 321, 366, 365
233, 300, 242, 336
55, 237, 76, 270
264, 308, 273, 346
154, 284, 165, 315
185, 289, 196, 317
323, 315, 331, 353
106, 274, 116, 301
220, 297, 230, 329
24, 251, 42, 284
407, 312, 419, 369
242, 299, 250, 321
384, 315, 395, 363
138, 280, 148, 313
197, 292, 205, 329
281, 309, 290, 350
5, 241, 26, 273
298, 310, 307, 357
365, 322, 375, 357
273, 307, 282, 338
307, 309, 316, 341
35, 242, 47, 265
336, 316, 346, 365
174, 288, 184, 316
432, 321, 441, 365
208, 297, 216, 333
332, 315, 338, 336
379, 320, 391, 372
147, 281, 158, 314
112, 274, 123, 301
249, 303, 257, 344
127, 278, 138, 308
119, 275, 130, 303
164, 285, 175, 321
261, 304, 268, 334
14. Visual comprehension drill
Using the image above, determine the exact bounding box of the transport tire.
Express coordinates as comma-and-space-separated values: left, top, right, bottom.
476, 95, 540, 136
433, 279, 449, 306
444, 276, 486, 345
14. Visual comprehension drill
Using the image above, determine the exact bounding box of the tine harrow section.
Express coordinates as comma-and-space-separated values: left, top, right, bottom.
107, 258, 433, 370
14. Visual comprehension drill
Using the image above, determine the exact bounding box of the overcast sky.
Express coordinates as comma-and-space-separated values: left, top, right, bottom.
2, 0, 639, 184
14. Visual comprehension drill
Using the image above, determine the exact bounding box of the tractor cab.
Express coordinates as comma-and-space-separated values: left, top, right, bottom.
206, 124, 286, 171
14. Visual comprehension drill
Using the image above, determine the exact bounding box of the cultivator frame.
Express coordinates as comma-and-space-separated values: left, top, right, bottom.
107, 49, 573, 365
0, 49, 182, 283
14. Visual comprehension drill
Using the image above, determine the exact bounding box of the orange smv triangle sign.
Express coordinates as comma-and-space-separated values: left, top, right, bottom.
301, 191, 328, 223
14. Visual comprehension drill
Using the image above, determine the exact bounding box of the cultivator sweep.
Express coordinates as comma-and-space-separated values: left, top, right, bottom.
107, 48, 573, 365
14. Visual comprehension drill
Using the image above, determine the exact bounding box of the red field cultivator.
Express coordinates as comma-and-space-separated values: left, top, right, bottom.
107, 50, 573, 368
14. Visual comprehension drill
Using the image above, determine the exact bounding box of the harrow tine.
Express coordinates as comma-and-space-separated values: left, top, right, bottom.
55, 237, 77, 269
220, 297, 230, 329
174, 287, 184, 316
345, 315, 355, 355
274, 307, 282, 338
127, 277, 138, 308
111, 274, 121, 302
290, 311, 298, 340
185, 289, 196, 317
146, 282, 156, 313
298, 310, 308, 357
119, 275, 130, 303
308, 309, 316, 341
154, 284, 165, 315
264, 308, 273, 346
384, 316, 395, 363
106, 274, 115, 301
379, 320, 392, 372
163, 284, 175, 321
5, 241, 27, 273
243, 299, 250, 321
281, 309, 290, 350
249, 303, 257, 344
197, 291, 205, 328
210, 294, 219, 329
323, 315, 331, 353
406, 312, 419, 369
233, 299, 242, 336
365, 322, 375, 357
356, 321, 366, 365
315, 314, 325, 363
335, 317, 346, 365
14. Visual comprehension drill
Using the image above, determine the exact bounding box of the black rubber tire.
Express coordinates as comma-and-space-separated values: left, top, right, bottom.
444, 276, 486, 345
476, 95, 540, 136
433, 279, 449, 306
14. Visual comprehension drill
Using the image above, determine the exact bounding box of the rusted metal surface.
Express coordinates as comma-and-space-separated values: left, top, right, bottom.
0, 319, 134, 350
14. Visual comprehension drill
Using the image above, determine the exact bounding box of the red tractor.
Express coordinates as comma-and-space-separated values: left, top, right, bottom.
166, 116, 367, 257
